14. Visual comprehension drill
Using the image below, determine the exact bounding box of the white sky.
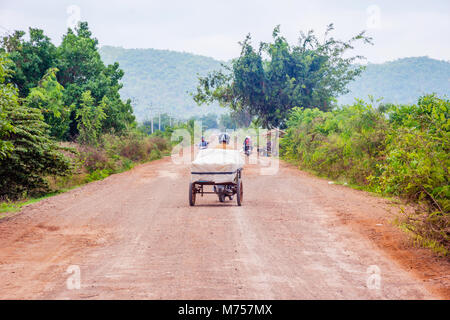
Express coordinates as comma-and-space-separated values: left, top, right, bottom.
1, 0, 449, 63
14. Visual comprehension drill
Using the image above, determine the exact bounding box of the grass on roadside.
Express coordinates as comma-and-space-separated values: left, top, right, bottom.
0, 189, 72, 218
396, 219, 449, 256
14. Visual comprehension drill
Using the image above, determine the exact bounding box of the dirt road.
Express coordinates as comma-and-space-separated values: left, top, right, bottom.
0, 154, 448, 299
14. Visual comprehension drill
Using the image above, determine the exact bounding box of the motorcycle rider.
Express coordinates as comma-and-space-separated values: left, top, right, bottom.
198, 136, 208, 149
218, 132, 230, 149
243, 136, 252, 155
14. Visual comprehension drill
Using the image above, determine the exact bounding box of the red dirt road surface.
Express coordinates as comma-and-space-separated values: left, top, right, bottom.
0, 155, 448, 299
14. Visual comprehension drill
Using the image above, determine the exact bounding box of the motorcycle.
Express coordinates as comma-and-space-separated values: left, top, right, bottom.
243, 145, 252, 156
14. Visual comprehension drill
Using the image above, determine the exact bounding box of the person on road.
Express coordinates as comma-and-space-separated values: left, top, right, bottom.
198, 136, 209, 149
243, 136, 252, 155
218, 133, 230, 149
266, 140, 272, 157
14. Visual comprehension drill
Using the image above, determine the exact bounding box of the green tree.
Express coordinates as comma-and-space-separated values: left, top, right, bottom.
194, 24, 372, 128
219, 113, 236, 130
0, 55, 72, 199
1, 28, 57, 97
57, 22, 135, 136
76, 91, 106, 145
2, 23, 135, 139
0, 54, 15, 159
26, 67, 73, 140
199, 113, 218, 129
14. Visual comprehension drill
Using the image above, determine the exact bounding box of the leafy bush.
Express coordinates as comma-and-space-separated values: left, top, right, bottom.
281, 100, 387, 185
68, 130, 170, 183
85, 168, 113, 183
149, 148, 161, 161
102, 131, 167, 162
377, 95, 449, 246
79, 145, 110, 173
281, 95, 449, 251
76, 91, 106, 146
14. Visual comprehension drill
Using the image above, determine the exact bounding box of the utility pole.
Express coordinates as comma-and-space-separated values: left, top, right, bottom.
151, 115, 154, 134
149, 107, 153, 134
148, 102, 154, 134
159, 112, 161, 131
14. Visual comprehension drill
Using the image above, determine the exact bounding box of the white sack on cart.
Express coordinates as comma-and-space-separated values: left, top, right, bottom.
191, 149, 244, 183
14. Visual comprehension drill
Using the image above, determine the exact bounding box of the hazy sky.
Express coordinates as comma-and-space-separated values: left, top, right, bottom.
1, 0, 449, 63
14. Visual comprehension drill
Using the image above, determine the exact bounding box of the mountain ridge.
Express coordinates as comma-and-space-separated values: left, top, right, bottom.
99, 46, 450, 120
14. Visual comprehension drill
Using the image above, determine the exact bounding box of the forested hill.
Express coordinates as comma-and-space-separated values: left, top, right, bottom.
99, 46, 224, 120
100, 46, 450, 120
339, 57, 450, 105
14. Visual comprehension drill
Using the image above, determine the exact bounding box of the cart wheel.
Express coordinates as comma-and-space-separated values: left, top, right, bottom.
189, 182, 196, 206
236, 179, 243, 206
218, 193, 225, 203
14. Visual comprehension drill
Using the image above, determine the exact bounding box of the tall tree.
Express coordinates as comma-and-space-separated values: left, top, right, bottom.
0, 54, 15, 159
56, 22, 135, 136
26, 68, 73, 140
2, 22, 136, 140
194, 24, 372, 128
1, 28, 57, 97
0, 55, 72, 199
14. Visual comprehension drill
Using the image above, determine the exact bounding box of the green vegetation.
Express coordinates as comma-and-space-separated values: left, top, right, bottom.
194, 25, 372, 128
26, 67, 73, 140
99, 45, 225, 120
1, 20, 448, 256
2, 22, 136, 139
0, 22, 172, 202
100, 47, 450, 124
192, 24, 449, 254
69, 132, 169, 184
0, 192, 64, 217
76, 90, 107, 145
0, 56, 72, 199
0, 55, 15, 159
281, 95, 449, 253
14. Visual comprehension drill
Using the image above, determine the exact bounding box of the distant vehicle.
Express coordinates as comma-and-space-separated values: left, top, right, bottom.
189, 149, 244, 206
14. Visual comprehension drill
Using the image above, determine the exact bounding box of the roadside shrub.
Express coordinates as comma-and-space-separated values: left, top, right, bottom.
101, 131, 169, 163
281, 100, 387, 185
281, 95, 449, 251
80, 146, 109, 173
118, 136, 147, 161
149, 148, 161, 161
378, 95, 449, 248
85, 168, 113, 183
64, 130, 171, 185
149, 136, 168, 152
